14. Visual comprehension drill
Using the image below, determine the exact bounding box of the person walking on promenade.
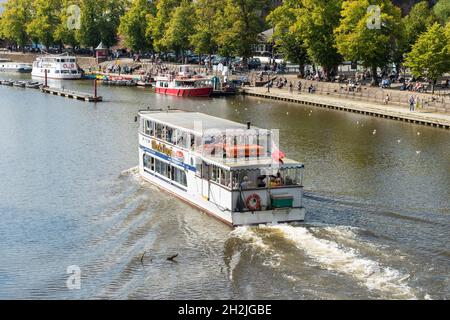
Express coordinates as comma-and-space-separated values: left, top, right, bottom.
384, 93, 390, 105
297, 81, 302, 94
289, 81, 293, 94
415, 96, 421, 110
409, 95, 415, 112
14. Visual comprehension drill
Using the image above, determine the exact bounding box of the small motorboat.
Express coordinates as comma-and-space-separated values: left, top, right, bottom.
13, 81, 26, 88
1, 79, 14, 86
137, 81, 153, 88
25, 81, 41, 89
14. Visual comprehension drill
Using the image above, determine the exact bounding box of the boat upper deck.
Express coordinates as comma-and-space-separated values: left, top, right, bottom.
140, 110, 263, 135
139, 110, 304, 170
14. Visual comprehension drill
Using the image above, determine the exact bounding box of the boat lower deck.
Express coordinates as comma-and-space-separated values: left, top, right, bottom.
140, 167, 306, 227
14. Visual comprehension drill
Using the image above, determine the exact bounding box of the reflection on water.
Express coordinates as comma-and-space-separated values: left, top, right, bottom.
0, 76, 449, 299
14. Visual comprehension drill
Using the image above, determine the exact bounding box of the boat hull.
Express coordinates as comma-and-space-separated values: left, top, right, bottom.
31, 72, 82, 80
155, 87, 213, 97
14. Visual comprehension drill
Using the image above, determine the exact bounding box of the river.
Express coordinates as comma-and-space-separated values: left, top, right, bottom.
0, 76, 449, 299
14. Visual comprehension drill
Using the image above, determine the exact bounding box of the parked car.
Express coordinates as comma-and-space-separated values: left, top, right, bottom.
248, 58, 261, 70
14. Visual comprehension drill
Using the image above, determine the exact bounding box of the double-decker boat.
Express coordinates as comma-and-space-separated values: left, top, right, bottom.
138, 110, 306, 227
155, 65, 213, 97
32, 54, 82, 80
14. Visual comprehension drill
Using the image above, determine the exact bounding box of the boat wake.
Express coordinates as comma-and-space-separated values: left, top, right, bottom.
272, 225, 418, 299
228, 224, 421, 299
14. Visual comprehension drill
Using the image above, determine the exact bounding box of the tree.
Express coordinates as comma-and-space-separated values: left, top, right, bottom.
215, 0, 267, 63
100, 0, 126, 48
404, 22, 450, 93
266, 0, 308, 76
294, 0, 343, 80
403, 1, 435, 50
0, 0, 32, 50
118, 0, 155, 52
76, 0, 125, 49
334, 0, 403, 86
54, 0, 81, 48
190, 0, 220, 65
162, 0, 195, 61
27, 0, 62, 49
148, 0, 181, 53
433, 0, 450, 26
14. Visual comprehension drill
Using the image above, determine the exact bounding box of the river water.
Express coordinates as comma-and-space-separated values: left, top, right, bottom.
0, 76, 449, 299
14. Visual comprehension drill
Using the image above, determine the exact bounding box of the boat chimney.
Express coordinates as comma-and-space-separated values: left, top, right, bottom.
247, 121, 251, 130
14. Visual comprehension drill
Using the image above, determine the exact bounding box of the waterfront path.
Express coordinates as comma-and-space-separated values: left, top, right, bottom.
243, 87, 450, 130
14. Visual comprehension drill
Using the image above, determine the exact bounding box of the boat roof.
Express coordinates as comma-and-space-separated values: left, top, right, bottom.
202, 155, 304, 171
139, 110, 263, 135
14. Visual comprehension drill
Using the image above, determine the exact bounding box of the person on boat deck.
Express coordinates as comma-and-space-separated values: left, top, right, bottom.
285, 176, 293, 185
240, 176, 252, 189
276, 172, 284, 184
257, 176, 267, 188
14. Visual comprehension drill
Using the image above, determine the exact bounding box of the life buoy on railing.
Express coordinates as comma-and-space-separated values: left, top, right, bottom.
63, 64, 68, 69
70, 63, 75, 69
246, 194, 261, 211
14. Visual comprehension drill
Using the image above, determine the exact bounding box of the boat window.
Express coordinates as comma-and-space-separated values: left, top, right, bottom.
190, 135, 195, 151
143, 154, 155, 171
155, 158, 169, 177
144, 120, 153, 136
195, 158, 202, 177
176, 131, 188, 149
55, 70, 60, 74
71, 70, 77, 74
166, 127, 174, 144
155, 123, 164, 140
210, 165, 231, 188
171, 166, 187, 187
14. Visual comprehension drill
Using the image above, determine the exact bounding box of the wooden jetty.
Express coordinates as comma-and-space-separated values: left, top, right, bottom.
41, 87, 102, 102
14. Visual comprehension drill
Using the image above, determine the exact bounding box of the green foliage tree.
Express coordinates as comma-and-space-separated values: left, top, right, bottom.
267, 0, 308, 77
100, 0, 126, 48
54, 0, 81, 47
0, 0, 32, 49
433, 0, 450, 25
294, 0, 343, 79
76, 0, 125, 49
118, 0, 155, 52
215, 0, 267, 63
334, 0, 403, 86
148, 0, 181, 53
405, 22, 450, 93
190, 0, 220, 65
162, 0, 195, 61
403, 1, 435, 49
27, 0, 62, 49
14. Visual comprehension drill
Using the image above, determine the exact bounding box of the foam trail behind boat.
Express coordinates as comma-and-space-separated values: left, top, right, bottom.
272, 225, 418, 299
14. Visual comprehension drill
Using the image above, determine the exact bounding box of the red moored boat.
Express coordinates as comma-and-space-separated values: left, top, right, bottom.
155, 65, 213, 97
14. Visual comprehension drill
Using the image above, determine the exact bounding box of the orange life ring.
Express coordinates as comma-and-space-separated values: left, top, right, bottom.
246, 194, 261, 211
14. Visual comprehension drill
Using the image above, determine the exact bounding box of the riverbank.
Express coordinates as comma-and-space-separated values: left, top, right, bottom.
243, 86, 450, 130
0, 52, 96, 68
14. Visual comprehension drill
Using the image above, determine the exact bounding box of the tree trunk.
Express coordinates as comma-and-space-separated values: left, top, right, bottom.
299, 64, 305, 78
432, 79, 436, 94
371, 66, 379, 86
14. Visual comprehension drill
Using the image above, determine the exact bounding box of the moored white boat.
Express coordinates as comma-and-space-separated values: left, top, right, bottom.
138, 110, 306, 227
0, 62, 32, 73
32, 54, 83, 80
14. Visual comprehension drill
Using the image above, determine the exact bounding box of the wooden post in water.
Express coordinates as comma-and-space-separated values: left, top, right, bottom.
94, 79, 97, 99
44, 69, 48, 88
